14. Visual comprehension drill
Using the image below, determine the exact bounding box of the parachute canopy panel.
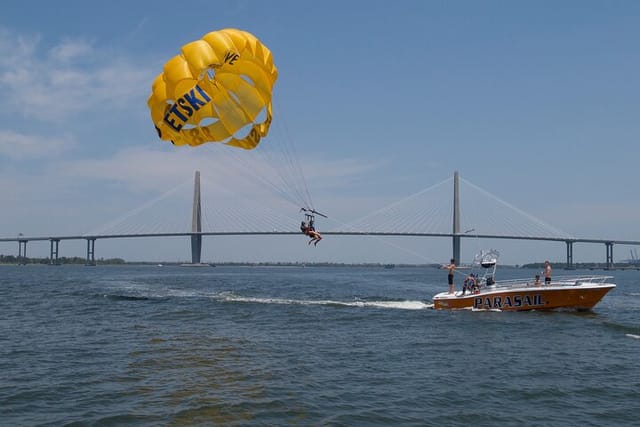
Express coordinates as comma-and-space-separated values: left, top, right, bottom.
148, 28, 278, 149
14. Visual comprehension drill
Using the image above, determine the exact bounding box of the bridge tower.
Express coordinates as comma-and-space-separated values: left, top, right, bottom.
191, 171, 203, 264
452, 171, 461, 265
605, 242, 614, 270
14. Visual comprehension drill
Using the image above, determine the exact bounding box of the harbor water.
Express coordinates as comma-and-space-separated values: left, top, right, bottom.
1, 265, 639, 426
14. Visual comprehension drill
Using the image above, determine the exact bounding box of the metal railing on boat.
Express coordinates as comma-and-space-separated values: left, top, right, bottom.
488, 275, 614, 290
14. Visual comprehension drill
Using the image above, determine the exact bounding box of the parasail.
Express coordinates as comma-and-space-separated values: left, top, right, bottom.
147, 28, 278, 149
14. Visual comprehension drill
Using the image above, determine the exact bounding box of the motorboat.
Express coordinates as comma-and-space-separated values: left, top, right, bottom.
433, 250, 616, 311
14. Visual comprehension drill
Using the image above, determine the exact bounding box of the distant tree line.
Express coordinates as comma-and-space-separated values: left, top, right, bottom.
0, 254, 126, 265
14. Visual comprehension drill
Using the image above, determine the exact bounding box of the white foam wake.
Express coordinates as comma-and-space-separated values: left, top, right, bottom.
344, 300, 433, 310
217, 293, 432, 310
625, 334, 640, 339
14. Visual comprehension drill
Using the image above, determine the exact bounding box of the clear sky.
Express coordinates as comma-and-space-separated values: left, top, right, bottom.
1, 0, 639, 265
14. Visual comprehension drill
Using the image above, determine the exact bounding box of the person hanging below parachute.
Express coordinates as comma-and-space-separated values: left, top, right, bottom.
300, 208, 326, 246
300, 219, 322, 246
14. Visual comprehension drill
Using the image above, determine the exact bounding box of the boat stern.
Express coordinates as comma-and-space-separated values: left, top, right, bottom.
432, 291, 478, 310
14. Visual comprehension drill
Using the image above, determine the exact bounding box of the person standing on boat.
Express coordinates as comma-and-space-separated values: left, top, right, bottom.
442, 258, 456, 294
544, 261, 552, 285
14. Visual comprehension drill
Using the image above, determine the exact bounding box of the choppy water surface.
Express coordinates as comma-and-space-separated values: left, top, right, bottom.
1, 265, 639, 426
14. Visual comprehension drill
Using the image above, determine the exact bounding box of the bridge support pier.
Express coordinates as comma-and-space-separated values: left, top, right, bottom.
191, 234, 202, 264
86, 238, 96, 266
17, 239, 28, 265
49, 239, 60, 265
452, 171, 461, 264
565, 241, 574, 270
605, 242, 614, 270
190, 171, 203, 265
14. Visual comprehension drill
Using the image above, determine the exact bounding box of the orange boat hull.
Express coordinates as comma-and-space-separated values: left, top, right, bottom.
433, 284, 615, 311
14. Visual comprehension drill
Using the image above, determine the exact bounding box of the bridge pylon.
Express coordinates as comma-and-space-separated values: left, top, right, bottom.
85, 238, 96, 266
49, 238, 60, 265
605, 242, 614, 270
17, 239, 27, 265
452, 171, 461, 265
565, 240, 574, 270
191, 171, 203, 264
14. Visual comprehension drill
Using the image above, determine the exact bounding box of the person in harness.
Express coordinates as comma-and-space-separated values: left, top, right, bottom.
300, 218, 322, 246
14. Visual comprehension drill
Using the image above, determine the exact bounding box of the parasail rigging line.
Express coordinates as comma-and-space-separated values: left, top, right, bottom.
269, 97, 315, 210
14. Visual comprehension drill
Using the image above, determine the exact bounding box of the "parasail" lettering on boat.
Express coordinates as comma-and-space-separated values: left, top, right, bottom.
473, 294, 545, 309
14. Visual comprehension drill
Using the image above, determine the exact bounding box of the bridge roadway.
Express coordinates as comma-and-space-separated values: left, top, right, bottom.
2, 231, 640, 268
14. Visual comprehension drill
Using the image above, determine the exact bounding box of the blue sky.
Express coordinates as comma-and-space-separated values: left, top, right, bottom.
0, 0, 638, 265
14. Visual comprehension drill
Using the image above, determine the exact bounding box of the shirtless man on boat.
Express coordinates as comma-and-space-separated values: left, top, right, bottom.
544, 261, 552, 285
441, 258, 456, 294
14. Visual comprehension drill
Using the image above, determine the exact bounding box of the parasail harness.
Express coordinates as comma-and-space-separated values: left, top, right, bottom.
300, 208, 327, 245
300, 208, 327, 228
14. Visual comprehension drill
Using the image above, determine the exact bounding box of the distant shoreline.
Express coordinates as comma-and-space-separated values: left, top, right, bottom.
1, 257, 639, 270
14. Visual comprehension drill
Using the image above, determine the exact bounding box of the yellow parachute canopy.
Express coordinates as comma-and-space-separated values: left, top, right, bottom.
147, 29, 278, 149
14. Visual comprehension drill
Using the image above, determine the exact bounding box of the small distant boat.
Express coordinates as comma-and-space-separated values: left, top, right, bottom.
433, 249, 616, 311
179, 263, 213, 267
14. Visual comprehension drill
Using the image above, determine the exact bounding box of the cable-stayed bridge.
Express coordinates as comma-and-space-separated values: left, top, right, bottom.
2, 171, 639, 268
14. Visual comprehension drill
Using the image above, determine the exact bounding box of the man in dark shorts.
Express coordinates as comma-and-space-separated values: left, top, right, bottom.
442, 258, 456, 294
544, 261, 552, 285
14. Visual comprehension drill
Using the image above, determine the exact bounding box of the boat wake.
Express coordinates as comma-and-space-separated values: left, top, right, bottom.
96, 281, 434, 310
218, 293, 433, 310
625, 334, 640, 340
